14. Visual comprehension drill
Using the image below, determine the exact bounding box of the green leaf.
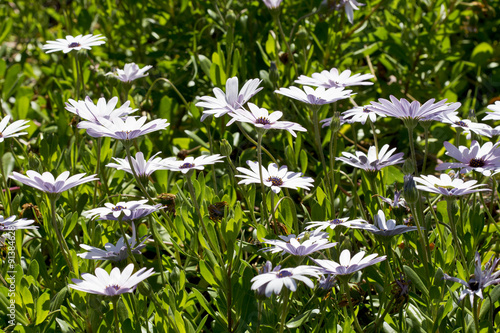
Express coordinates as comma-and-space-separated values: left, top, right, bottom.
403, 265, 429, 298
28, 260, 39, 280
480, 285, 500, 319
35, 292, 50, 325
286, 309, 319, 328
470, 42, 493, 66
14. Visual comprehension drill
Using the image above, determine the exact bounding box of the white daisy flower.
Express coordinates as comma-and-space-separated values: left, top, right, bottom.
106, 63, 153, 83
196, 77, 263, 121
313, 249, 386, 276
436, 141, 500, 176
42, 34, 106, 54
78, 223, 149, 261
348, 210, 419, 238
275, 86, 352, 106
295, 68, 374, 88
69, 263, 155, 296
262, 231, 336, 256
106, 152, 170, 178
341, 105, 386, 125
305, 217, 367, 232
77, 116, 169, 142
160, 154, 224, 174
0, 116, 30, 142
251, 265, 321, 297
336, 144, 404, 173
413, 173, 489, 197
440, 113, 492, 139
9, 170, 98, 194
65, 96, 137, 124
482, 101, 500, 121
0, 215, 37, 230
83, 199, 161, 221
262, 0, 283, 9
227, 103, 306, 137
236, 161, 314, 193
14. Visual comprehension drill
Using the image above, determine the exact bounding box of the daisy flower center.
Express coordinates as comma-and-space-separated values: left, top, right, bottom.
330, 219, 343, 225
179, 162, 195, 169
434, 184, 455, 190
278, 270, 293, 278
0, 132, 3, 138
469, 158, 485, 168
68, 42, 81, 48
468, 280, 480, 291
363, 107, 370, 113
455, 121, 468, 127
112, 205, 126, 212
255, 117, 271, 125
104, 284, 121, 293
267, 176, 284, 186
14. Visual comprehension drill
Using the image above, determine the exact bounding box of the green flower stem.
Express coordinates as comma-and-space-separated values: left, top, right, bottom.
473, 296, 480, 332
0, 155, 13, 215
479, 191, 500, 234
279, 289, 291, 333
409, 202, 430, 281
368, 173, 382, 209
141, 78, 190, 110
446, 198, 469, 277
50, 197, 74, 273
369, 119, 379, 159
236, 123, 278, 164
73, 53, 80, 99
426, 196, 446, 248
269, 191, 278, 234
407, 126, 418, 176
422, 127, 430, 173
329, 129, 338, 216
121, 82, 131, 105
93, 137, 102, 207
342, 278, 363, 333
205, 121, 218, 194
274, 15, 297, 78
149, 216, 167, 285
112, 297, 121, 333
116, 215, 139, 268
257, 131, 270, 227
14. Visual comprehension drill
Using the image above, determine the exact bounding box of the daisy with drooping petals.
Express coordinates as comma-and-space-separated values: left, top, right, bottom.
227, 103, 306, 137
65, 96, 137, 124
0, 116, 30, 142
295, 68, 374, 88
10, 171, 98, 194
160, 154, 224, 174
341, 105, 386, 125
69, 263, 154, 296
78, 223, 149, 261
236, 161, 314, 193
305, 217, 367, 232
83, 200, 161, 221
436, 141, 500, 176
320, 115, 352, 128
443, 252, 500, 305
275, 86, 352, 106
348, 210, 419, 238
196, 77, 263, 121
413, 173, 489, 197
313, 249, 386, 276
42, 34, 106, 54
251, 265, 321, 297
336, 144, 404, 174
440, 113, 492, 139
106, 63, 153, 83
77, 116, 169, 142
0, 215, 37, 230
340, 0, 364, 24
106, 152, 170, 178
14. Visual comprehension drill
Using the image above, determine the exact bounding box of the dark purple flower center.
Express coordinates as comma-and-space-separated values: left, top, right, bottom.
363, 107, 370, 113
179, 162, 195, 169
278, 270, 293, 278
108, 284, 120, 290
330, 219, 343, 225
455, 121, 468, 128
267, 176, 283, 186
68, 42, 81, 48
469, 158, 485, 168
112, 205, 126, 212
468, 280, 480, 291
255, 117, 271, 125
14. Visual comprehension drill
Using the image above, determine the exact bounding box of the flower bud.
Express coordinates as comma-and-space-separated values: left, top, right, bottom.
225, 10, 236, 25
402, 158, 415, 175
330, 111, 341, 133
468, 109, 477, 122
403, 175, 419, 205
296, 25, 308, 42
269, 61, 279, 84
28, 152, 42, 173
220, 139, 232, 157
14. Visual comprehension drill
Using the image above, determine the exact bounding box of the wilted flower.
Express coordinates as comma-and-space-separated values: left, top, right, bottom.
295, 68, 374, 88
77, 116, 169, 142
42, 34, 106, 54
227, 103, 306, 137
378, 190, 408, 210
0, 215, 37, 230
436, 141, 500, 176
313, 249, 386, 276
251, 265, 321, 297
106, 63, 153, 83
196, 77, 263, 121
0, 116, 30, 142
160, 154, 224, 174
83, 200, 162, 221
336, 144, 404, 174
305, 217, 367, 232
349, 210, 419, 238
413, 173, 489, 197
10, 171, 98, 195
78, 223, 149, 261
65, 96, 137, 124
236, 161, 314, 193
275, 86, 352, 105
69, 263, 155, 296
443, 252, 500, 305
